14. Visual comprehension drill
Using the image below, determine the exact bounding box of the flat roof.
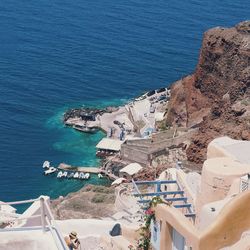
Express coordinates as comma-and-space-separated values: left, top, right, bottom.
96, 138, 123, 151
210, 137, 250, 164
120, 163, 143, 176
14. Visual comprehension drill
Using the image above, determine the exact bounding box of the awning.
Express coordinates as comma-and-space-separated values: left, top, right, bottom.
119, 163, 143, 176
111, 177, 126, 186
96, 138, 124, 151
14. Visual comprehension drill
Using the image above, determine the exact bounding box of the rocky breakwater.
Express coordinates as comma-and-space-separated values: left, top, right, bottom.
64, 106, 119, 124
165, 21, 250, 163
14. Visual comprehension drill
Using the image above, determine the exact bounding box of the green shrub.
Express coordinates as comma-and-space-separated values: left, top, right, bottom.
91, 194, 105, 203
91, 186, 111, 194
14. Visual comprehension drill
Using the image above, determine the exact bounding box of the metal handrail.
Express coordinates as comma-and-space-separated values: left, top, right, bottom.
4, 214, 41, 222
240, 176, 249, 192
43, 200, 69, 249
0, 196, 68, 250
0, 211, 20, 218
45, 217, 68, 250
43, 199, 55, 220
0, 198, 39, 206
132, 179, 141, 196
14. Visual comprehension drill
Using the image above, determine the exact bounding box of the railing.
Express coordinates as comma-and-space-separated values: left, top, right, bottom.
132, 179, 196, 221
240, 175, 250, 192
0, 196, 68, 250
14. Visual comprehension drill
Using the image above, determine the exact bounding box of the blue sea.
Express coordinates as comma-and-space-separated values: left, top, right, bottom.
0, 0, 249, 204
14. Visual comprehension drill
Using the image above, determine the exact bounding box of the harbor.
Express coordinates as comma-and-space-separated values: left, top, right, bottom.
43, 87, 172, 184
42, 161, 119, 181
64, 87, 170, 140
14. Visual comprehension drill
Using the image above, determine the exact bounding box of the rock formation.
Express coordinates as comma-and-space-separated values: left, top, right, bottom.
166, 21, 250, 163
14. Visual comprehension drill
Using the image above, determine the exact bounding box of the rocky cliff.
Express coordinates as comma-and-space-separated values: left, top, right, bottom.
166, 21, 250, 163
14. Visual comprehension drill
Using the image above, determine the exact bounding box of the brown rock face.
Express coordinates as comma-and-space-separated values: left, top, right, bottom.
166, 21, 250, 163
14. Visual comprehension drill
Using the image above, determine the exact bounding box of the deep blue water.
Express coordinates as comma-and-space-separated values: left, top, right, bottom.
0, 0, 249, 203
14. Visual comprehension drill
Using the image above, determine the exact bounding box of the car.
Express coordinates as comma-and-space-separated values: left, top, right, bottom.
156, 87, 166, 93
113, 120, 121, 126
150, 106, 155, 113
158, 95, 167, 101
147, 90, 156, 97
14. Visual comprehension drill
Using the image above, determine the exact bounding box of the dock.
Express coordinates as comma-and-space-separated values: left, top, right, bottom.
58, 163, 101, 174
58, 163, 118, 180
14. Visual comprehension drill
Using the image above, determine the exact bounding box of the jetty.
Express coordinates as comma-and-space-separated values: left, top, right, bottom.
58, 163, 100, 174
58, 163, 118, 180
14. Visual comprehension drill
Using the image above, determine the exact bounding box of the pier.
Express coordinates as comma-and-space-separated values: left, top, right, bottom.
58, 163, 118, 180
58, 163, 100, 174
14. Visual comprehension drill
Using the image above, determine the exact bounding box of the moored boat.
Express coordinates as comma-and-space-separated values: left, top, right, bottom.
73, 124, 97, 133
73, 172, 79, 178
42, 161, 50, 169
98, 173, 103, 178
67, 172, 74, 179
62, 171, 68, 178
79, 173, 85, 179
84, 173, 90, 179
44, 167, 57, 175
57, 171, 63, 178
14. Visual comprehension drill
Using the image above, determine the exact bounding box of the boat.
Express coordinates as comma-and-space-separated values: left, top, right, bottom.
68, 172, 74, 179
98, 173, 103, 178
79, 173, 85, 179
84, 173, 90, 179
73, 124, 97, 133
62, 171, 68, 178
44, 167, 57, 175
73, 172, 79, 179
57, 171, 63, 178
42, 161, 50, 169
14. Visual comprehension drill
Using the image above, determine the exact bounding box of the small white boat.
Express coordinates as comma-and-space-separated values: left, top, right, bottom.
42, 161, 50, 169
84, 173, 90, 179
73, 172, 79, 178
79, 173, 85, 179
57, 171, 63, 178
73, 125, 97, 133
44, 167, 57, 175
62, 171, 68, 178
68, 172, 74, 179
98, 173, 103, 178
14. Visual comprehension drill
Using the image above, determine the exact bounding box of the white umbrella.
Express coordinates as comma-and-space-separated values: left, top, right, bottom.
111, 178, 126, 186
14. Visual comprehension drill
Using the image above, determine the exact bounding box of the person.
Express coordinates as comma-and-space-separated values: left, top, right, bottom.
64, 231, 80, 250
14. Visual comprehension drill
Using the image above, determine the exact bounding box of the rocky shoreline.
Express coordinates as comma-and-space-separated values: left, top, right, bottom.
63, 88, 170, 138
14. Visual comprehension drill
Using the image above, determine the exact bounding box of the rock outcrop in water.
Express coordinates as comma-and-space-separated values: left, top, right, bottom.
166, 21, 250, 163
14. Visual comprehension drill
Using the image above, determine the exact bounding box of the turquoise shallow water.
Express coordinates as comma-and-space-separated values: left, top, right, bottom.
0, 0, 249, 204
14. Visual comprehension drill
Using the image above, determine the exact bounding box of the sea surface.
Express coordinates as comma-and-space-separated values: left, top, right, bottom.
0, 0, 249, 205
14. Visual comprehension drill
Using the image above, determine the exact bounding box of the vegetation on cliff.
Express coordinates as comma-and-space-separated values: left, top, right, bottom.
51, 185, 115, 219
